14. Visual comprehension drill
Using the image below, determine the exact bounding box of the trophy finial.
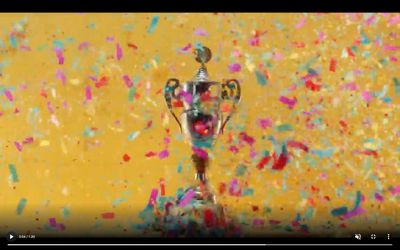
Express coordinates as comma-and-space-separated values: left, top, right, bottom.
194, 46, 212, 64
194, 46, 211, 82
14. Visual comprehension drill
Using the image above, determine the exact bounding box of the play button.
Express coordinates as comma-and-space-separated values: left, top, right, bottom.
7, 232, 17, 242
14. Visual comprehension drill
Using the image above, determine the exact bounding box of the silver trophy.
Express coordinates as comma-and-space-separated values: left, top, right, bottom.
164, 46, 241, 211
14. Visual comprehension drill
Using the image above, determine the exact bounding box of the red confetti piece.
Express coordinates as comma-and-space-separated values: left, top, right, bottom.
127, 43, 138, 50
159, 178, 165, 196
123, 153, 131, 162
257, 156, 271, 170
172, 99, 183, 108
329, 58, 337, 72
101, 212, 115, 219
272, 152, 288, 170
95, 76, 108, 88
305, 80, 321, 91
287, 140, 309, 152
204, 209, 214, 227
145, 151, 157, 158
269, 220, 281, 225
218, 182, 226, 195
229, 145, 239, 154
238, 132, 255, 146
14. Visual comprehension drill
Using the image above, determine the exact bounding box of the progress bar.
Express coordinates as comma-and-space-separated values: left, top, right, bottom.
7, 243, 394, 246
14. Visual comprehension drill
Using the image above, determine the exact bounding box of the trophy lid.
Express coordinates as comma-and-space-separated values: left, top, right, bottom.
193, 46, 212, 82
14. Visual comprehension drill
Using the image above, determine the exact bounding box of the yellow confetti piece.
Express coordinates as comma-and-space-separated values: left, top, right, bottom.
40, 140, 50, 146
69, 78, 81, 85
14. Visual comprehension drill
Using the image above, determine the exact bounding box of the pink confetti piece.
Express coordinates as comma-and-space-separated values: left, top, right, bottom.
361, 90, 373, 102
375, 193, 384, 202
343, 207, 365, 219
179, 91, 193, 104
253, 218, 265, 226
47, 101, 54, 114
85, 85, 92, 101
229, 145, 239, 154
4, 90, 13, 102
122, 75, 133, 88
116, 43, 123, 60
194, 28, 208, 36
49, 218, 57, 227
295, 16, 307, 29
391, 185, 400, 195
54, 48, 64, 65
384, 44, 400, 51
228, 63, 241, 73
158, 149, 169, 159
341, 82, 358, 91
279, 96, 297, 109
192, 147, 208, 160
78, 41, 90, 50
14, 141, 23, 152
257, 118, 273, 129
178, 189, 195, 207
180, 43, 192, 53
388, 15, 400, 25
229, 178, 241, 196
272, 53, 284, 61
22, 137, 34, 145
147, 188, 158, 207
249, 37, 260, 46
365, 15, 376, 26
106, 36, 114, 42
19, 45, 31, 51
239, 132, 255, 146
56, 70, 66, 86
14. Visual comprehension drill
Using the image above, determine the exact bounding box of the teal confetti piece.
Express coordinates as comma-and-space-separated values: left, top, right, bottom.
177, 163, 183, 173
311, 148, 335, 158
304, 155, 317, 168
242, 188, 254, 196
235, 164, 247, 177
9, 164, 18, 182
305, 206, 314, 220
331, 206, 348, 217
62, 207, 70, 218
361, 31, 371, 45
354, 191, 362, 209
112, 198, 128, 206
393, 78, 400, 96
255, 70, 267, 86
16, 198, 27, 215
148, 16, 159, 34
53, 40, 64, 49
9, 35, 17, 48
83, 127, 95, 138
275, 124, 293, 132
128, 131, 140, 141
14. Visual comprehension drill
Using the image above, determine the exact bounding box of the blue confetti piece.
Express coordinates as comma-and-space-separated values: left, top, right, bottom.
9, 35, 17, 48
16, 198, 27, 215
311, 148, 336, 159
354, 191, 362, 209
148, 16, 159, 34
331, 206, 348, 217
255, 70, 267, 86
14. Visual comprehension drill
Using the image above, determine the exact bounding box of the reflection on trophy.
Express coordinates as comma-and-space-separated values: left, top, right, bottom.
164, 45, 241, 231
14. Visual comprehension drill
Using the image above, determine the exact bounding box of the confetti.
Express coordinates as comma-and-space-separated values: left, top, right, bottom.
9, 164, 19, 182
148, 16, 159, 34
16, 198, 27, 215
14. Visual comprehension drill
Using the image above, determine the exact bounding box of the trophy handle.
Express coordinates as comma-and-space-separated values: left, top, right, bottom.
164, 78, 183, 132
220, 79, 241, 134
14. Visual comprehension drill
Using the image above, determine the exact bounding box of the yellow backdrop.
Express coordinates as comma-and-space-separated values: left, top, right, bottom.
0, 13, 399, 237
